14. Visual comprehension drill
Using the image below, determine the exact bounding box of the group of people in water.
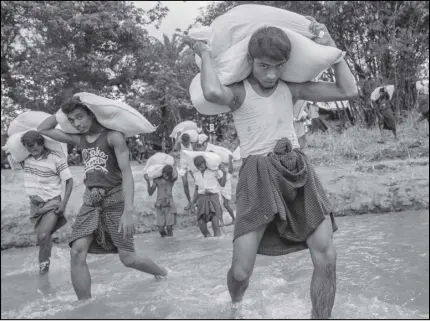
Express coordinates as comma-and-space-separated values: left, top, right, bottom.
4, 16, 429, 319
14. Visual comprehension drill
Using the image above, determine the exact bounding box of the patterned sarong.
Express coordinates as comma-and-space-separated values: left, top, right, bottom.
69, 186, 135, 254
29, 195, 67, 245
234, 137, 338, 256
196, 193, 223, 223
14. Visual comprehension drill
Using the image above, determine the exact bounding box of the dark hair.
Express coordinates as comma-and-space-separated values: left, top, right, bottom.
60, 96, 92, 115
21, 130, 45, 147
193, 155, 206, 168
162, 165, 174, 180
248, 26, 292, 62
181, 133, 190, 143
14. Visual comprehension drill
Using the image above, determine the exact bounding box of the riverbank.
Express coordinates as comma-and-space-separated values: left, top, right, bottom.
2, 117, 429, 250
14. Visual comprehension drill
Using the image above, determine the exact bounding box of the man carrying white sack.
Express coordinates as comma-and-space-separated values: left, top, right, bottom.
6, 131, 74, 275
37, 96, 167, 301
192, 16, 358, 319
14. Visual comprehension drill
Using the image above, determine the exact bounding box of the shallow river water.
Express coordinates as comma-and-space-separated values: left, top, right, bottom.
1, 210, 428, 319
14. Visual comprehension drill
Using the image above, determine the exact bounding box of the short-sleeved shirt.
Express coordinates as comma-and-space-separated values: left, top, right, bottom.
194, 169, 223, 195
22, 151, 73, 201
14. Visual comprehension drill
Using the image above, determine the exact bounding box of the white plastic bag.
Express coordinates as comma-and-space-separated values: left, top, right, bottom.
370, 85, 395, 102
232, 147, 241, 161
198, 133, 208, 144
56, 92, 156, 137
8, 111, 53, 136
4, 131, 67, 163
206, 143, 232, 163
170, 121, 198, 139
144, 164, 167, 180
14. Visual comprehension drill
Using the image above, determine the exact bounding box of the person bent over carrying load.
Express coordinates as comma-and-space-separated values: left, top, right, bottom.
192, 16, 358, 319
191, 155, 227, 237
371, 87, 397, 143
7, 131, 74, 275
37, 97, 167, 300
144, 165, 178, 237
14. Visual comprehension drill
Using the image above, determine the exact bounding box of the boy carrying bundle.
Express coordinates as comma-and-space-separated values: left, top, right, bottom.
191, 155, 227, 237
144, 165, 178, 237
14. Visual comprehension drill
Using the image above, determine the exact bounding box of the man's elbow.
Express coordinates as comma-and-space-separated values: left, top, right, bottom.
203, 89, 222, 103
344, 85, 359, 100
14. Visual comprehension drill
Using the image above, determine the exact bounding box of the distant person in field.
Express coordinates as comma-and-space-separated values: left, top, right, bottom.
144, 165, 178, 237
416, 79, 429, 124
372, 87, 397, 142
220, 154, 236, 225
173, 131, 196, 211
37, 96, 167, 300
68, 148, 81, 166
193, 16, 358, 319
294, 102, 310, 149
191, 155, 227, 237
7, 131, 74, 275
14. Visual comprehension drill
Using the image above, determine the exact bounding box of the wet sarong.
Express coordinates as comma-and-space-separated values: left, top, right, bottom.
69, 186, 135, 254
29, 195, 67, 245
196, 193, 223, 223
234, 138, 338, 256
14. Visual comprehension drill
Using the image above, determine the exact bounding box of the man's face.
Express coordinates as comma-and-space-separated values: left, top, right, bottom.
162, 173, 172, 181
252, 57, 287, 89
66, 107, 94, 134
24, 142, 44, 158
197, 162, 207, 172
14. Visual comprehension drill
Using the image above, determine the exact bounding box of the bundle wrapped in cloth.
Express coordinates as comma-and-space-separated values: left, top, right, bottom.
188, 4, 345, 115
370, 85, 395, 102
143, 153, 175, 180
181, 150, 222, 173
3, 111, 67, 162
56, 92, 156, 137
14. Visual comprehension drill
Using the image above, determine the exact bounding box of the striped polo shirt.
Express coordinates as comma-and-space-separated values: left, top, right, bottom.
19, 151, 73, 201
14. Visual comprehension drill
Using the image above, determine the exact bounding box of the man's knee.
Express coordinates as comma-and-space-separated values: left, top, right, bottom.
231, 261, 253, 282
37, 232, 51, 246
119, 251, 136, 268
70, 240, 90, 264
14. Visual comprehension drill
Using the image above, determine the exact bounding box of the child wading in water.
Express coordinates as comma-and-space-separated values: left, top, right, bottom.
38, 97, 167, 300
220, 154, 236, 225
7, 131, 74, 275
144, 165, 178, 237
191, 155, 227, 237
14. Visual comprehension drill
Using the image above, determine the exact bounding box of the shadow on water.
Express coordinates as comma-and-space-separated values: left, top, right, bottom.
1, 211, 429, 319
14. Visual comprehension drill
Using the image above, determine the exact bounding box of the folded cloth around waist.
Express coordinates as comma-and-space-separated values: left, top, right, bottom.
29, 195, 67, 236
196, 193, 222, 223
234, 137, 337, 256
69, 185, 134, 254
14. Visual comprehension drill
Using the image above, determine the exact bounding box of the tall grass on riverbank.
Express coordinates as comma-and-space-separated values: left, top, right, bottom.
306, 112, 429, 166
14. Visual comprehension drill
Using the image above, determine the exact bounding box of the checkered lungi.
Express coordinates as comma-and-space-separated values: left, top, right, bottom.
233, 137, 338, 256
196, 193, 223, 223
69, 185, 135, 254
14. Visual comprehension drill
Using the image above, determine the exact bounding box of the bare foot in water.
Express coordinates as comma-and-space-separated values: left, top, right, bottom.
154, 267, 168, 280
230, 302, 244, 319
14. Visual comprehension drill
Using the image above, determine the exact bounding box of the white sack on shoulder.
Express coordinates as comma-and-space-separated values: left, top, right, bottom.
205, 143, 232, 163
8, 111, 52, 136
182, 150, 221, 172
143, 153, 174, 173
180, 129, 199, 143
144, 164, 167, 180
170, 121, 198, 138
370, 85, 395, 102
56, 92, 156, 137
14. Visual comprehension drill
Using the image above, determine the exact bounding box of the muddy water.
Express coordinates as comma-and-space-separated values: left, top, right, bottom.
1, 211, 428, 319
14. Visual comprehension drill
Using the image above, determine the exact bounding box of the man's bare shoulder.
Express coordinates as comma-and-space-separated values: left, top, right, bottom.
106, 130, 126, 146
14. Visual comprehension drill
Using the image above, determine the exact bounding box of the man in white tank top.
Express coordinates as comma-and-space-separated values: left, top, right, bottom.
193, 16, 358, 319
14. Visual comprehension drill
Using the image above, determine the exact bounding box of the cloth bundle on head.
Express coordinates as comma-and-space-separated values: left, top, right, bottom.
188, 4, 345, 115
370, 85, 395, 102
3, 111, 67, 162
56, 92, 156, 137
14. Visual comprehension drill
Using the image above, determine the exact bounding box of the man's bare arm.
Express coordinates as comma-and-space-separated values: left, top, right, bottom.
289, 59, 358, 104
109, 131, 134, 212
37, 115, 80, 145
